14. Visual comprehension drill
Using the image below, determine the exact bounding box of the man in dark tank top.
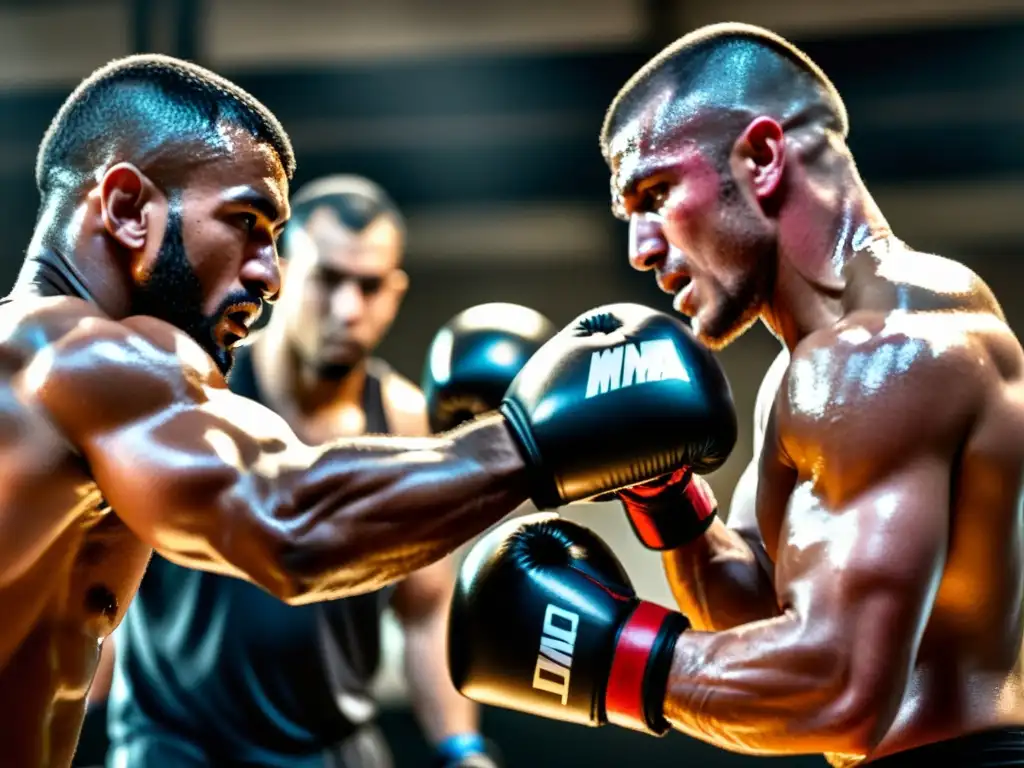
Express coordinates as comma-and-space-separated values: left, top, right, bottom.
100, 176, 494, 768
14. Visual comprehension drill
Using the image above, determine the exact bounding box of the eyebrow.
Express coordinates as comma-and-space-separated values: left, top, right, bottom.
617, 159, 675, 200
226, 188, 289, 230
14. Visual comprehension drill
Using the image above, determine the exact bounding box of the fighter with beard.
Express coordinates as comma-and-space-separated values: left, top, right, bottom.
104, 177, 497, 768
0, 54, 720, 766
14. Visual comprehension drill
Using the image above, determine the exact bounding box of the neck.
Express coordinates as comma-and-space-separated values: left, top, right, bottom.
766, 152, 893, 350
251, 322, 365, 416
17, 200, 132, 317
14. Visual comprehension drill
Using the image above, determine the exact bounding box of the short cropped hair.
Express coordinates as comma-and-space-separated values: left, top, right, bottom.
601, 23, 848, 156
283, 175, 405, 257
36, 54, 295, 200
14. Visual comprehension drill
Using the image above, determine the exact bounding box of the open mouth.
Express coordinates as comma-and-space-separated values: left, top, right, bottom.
655, 269, 696, 315
220, 303, 261, 347
656, 269, 691, 297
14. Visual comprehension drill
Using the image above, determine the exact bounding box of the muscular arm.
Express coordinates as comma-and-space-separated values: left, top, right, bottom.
662, 350, 787, 630
29, 317, 528, 603
660, 333, 977, 757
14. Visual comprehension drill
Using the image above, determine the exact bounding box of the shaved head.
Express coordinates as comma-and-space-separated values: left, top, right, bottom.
601, 24, 855, 351
601, 22, 847, 170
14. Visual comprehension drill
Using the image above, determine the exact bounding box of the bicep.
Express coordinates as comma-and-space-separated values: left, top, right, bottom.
86, 387, 312, 576
777, 455, 950, 694
31, 321, 312, 580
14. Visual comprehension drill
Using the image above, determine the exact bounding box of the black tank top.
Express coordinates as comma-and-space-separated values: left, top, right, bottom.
108, 347, 397, 760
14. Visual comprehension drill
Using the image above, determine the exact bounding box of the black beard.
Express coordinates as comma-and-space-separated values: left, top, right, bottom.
130, 209, 257, 376
312, 360, 358, 381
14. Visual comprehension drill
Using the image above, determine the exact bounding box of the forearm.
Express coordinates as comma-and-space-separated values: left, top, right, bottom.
662, 616, 883, 757
404, 611, 480, 743
662, 519, 779, 631
265, 415, 528, 603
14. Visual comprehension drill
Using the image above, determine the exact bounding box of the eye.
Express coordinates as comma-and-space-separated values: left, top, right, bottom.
359, 277, 384, 296
639, 182, 671, 214
314, 268, 340, 288
237, 213, 258, 232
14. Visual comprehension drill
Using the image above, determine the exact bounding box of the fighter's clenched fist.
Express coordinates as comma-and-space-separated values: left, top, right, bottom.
448, 515, 688, 735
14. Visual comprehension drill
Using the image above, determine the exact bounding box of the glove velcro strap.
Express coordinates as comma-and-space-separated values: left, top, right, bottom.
622, 474, 717, 550
605, 602, 690, 736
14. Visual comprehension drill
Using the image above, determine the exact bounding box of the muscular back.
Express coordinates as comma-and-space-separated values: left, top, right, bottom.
757, 249, 1024, 762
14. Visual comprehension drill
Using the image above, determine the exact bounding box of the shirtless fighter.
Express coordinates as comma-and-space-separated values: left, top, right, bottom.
0, 53, 734, 766
448, 23, 1024, 767
105, 178, 540, 767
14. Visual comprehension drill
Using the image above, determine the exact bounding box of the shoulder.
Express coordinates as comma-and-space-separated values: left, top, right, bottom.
377, 363, 428, 437
23, 310, 225, 436
0, 296, 103, 354
37, 312, 220, 384
779, 310, 998, 469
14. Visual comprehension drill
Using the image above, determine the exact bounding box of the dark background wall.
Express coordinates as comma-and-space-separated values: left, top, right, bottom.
4, 1, 1021, 766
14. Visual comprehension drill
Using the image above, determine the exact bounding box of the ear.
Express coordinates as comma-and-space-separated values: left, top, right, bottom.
389, 269, 409, 300
98, 163, 161, 251
734, 117, 785, 203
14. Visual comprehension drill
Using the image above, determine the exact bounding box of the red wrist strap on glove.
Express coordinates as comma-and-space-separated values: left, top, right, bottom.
619, 469, 717, 550
604, 601, 690, 736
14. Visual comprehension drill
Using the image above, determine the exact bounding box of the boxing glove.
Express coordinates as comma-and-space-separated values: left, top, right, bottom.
501, 303, 737, 509
423, 303, 556, 433
449, 513, 689, 735
618, 469, 719, 550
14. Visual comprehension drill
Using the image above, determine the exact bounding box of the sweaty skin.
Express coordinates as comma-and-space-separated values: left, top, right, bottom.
656, 251, 1024, 764
605, 34, 1024, 759
0, 295, 526, 766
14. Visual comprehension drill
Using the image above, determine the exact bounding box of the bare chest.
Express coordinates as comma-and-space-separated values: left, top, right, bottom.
58, 491, 152, 637
15, 488, 153, 647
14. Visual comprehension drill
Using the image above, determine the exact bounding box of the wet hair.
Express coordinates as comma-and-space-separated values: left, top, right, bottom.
36, 53, 295, 203
283, 175, 405, 257
600, 22, 848, 157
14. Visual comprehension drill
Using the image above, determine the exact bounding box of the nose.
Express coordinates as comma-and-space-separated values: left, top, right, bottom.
331, 280, 365, 325
240, 246, 282, 303
628, 215, 668, 272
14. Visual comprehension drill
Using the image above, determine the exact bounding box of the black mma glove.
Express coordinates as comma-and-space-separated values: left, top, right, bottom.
448, 514, 690, 736
500, 303, 737, 509
422, 303, 556, 433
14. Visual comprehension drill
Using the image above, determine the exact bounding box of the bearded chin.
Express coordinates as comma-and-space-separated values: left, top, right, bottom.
314, 361, 357, 381
129, 209, 231, 374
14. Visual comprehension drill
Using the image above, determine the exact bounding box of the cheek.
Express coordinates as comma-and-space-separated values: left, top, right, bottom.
660, 155, 725, 245
186, 220, 246, 311
365, 293, 398, 331
661, 184, 719, 252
